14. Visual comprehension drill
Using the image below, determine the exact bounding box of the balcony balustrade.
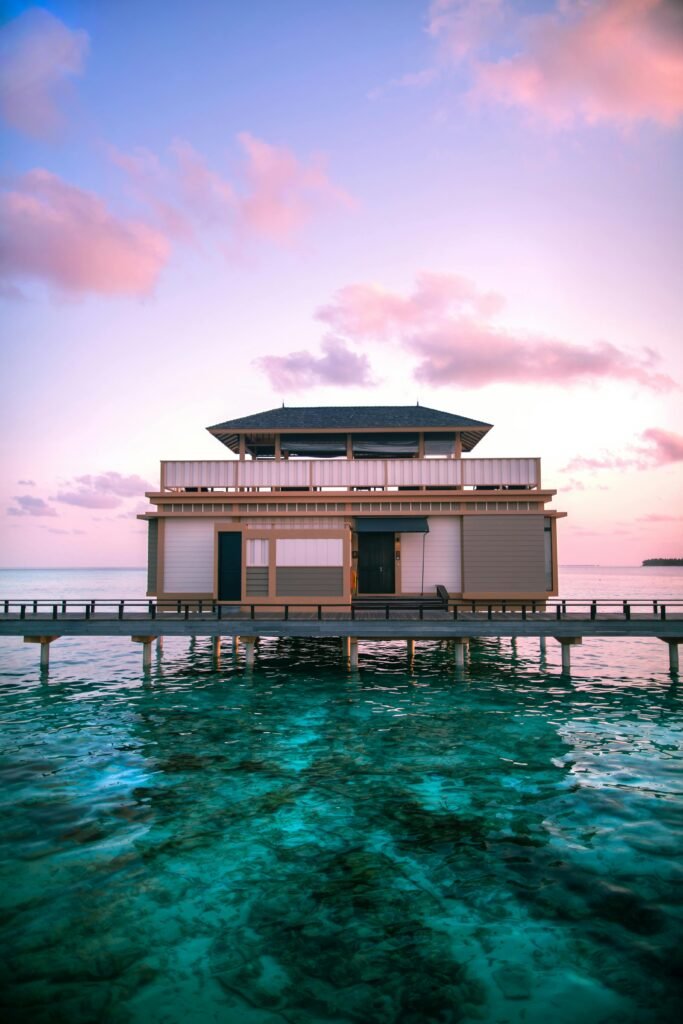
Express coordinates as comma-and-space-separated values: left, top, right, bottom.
159, 457, 541, 492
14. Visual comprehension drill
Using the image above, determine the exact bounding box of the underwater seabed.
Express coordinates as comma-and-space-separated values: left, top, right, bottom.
1, 633, 682, 1024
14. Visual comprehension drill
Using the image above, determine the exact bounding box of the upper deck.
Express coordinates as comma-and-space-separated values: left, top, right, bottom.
157, 456, 542, 493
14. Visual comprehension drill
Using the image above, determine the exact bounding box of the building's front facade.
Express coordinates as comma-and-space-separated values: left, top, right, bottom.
140, 405, 565, 606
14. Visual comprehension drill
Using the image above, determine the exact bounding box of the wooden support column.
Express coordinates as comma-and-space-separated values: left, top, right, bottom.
349, 638, 359, 670
212, 636, 222, 660
663, 639, 681, 674
453, 638, 469, 670
454, 432, 462, 459
274, 435, 281, 461
239, 435, 246, 461
555, 637, 582, 674
407, 638, 415, 666
232, 635, 241, 658
132, 635, 155, 670
24, 635, 59, 672
539, 636, 547, 656
243, 636, 256, 669
346, 434, 353, 459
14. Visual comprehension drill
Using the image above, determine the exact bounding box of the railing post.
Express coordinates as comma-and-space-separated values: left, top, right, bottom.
61, 600, 67, 614
20, 604, 26, 620
556, 604, 561, 620
198, 599, 203, 615
85, 604, 90, 620
623, 601, 631, 620
590, 601, 596, 620
118, 601, 124, 620
217, 603, 222, 620
52, 604, 58, 620
319, 605, 323, 621
522, 605, 527, 620
33, 600, 38, 614
487, 605, 492, 620
385, 604, 389, 620
419, 606, 424, 620
453, 605, 458, 620
184, 604, 189, 620
251, 605, 255, 619
661, 604, 667, 621
284, 605, 289, 621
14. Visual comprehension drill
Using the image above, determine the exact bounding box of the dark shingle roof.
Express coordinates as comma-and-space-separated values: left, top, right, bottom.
207, 405, 492, 431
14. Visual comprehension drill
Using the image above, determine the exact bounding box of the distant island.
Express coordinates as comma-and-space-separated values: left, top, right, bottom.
642, 558, 683, 566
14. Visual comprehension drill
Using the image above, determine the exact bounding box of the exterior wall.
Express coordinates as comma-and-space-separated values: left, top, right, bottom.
400, 516, 462, 594
275, 537, 345, 597
164, 519, 215, 594
147, 520, 158, 595
462, 514, 546, 596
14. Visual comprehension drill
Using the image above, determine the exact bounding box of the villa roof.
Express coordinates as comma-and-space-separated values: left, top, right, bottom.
207, 405, 492, 454
208, 405, 492, 431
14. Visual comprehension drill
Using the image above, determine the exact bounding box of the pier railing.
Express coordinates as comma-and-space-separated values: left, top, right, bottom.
2, 598, 681, 623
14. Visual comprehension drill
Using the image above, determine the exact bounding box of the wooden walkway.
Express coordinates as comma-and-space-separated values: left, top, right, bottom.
1, 598, 682, 674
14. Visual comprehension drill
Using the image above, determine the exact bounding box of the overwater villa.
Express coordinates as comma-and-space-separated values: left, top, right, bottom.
140, 405, 565, 607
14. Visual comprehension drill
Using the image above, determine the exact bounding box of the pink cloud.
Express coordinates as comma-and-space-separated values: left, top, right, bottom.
0, 8, 89, 137
255, 337, 375, 391
17, 479, 36, 486
0, 170, 169, 296
8, 495, 57, 517
564, 427, 683, 471
52, 472, 153, 509
429, 0, 683, 128
111, 133, 352, 249
637, 513, 683, 522
310, 272, 675, 390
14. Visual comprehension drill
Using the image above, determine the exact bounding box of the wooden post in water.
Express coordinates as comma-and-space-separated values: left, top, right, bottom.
212, 636, 222, 661
24, 635, 59, 672
663, 639, 681, 674
349, 638, 359, 670
556, 637, 582, 674
453, 638, 468, 672
243, 637, 256, 670
540, 636, 547, 656
407, 638, 415, 670
132, 636, 155, 671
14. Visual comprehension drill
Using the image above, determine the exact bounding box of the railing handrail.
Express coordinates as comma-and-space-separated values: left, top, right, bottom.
2, 597, 682, 622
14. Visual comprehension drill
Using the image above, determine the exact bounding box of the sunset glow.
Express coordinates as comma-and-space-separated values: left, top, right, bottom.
2, 0, 682, 567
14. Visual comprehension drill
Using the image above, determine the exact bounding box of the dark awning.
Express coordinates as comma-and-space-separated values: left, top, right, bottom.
355, 517, 429, 533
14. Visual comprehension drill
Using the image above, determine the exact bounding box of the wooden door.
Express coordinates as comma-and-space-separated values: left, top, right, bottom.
358, 533, 395, 594
218, 532, 242, 601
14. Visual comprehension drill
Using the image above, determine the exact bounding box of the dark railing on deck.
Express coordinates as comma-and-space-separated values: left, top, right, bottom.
1, 598, 681, 623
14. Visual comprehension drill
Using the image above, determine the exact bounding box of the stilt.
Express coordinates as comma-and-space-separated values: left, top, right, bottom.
132, 635, 155, 671
349, 638, 359, 670
453, 638, 468, 671
232, 635, 241, 658
24, 635, 59, 672
663, 639, 681, 674
407, 638, 415, 669
243, 636, 256, 669
555, 637, 582, 674
212, 636, 222, 660
540, 636, 547, 655
342, 636, 351, 660
156, 636, 164, 656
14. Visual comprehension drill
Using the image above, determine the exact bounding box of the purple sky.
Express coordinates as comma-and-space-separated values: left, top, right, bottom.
1, 1, 682, 567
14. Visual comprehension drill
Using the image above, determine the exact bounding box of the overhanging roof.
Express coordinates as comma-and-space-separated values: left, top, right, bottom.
207, 405, 492, 453
355, 517, 429, 533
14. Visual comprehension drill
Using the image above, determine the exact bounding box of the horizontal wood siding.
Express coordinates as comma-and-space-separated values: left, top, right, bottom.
164, 519, 215, 593
400, 516, 462, 594
246, 567, 269, 596
276, 567, 344, 596
276, 538, 344, 566
147, 519, 158, 594
463, 515, 545, 593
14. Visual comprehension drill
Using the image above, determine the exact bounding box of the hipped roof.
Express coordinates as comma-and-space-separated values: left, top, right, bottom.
207, 405, 491, 453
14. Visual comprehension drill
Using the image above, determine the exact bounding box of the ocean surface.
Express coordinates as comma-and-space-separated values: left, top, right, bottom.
0, 566, 682, 1024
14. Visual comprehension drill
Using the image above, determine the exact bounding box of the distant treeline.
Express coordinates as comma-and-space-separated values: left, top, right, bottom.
642, 558, 683, 566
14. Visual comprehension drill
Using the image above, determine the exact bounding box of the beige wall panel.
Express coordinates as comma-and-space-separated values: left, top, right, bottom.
400, 516, 462, 594
246, 567, 269, 596
276, 567, 344, 596
463, 515, 545, 592
164, 519, 215, 592
276, 538, 344, 567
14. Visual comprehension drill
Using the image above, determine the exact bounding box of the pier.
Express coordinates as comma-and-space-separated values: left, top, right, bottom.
2, 597, 681, 675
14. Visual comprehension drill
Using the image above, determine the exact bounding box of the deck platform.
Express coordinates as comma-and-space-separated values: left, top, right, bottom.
2, 598, 682, 674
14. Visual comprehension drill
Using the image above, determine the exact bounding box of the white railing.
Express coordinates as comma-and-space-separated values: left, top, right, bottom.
160, 457, 541, 491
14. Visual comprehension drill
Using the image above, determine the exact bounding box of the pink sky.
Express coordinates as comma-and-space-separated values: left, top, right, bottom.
1, 1, 682, 568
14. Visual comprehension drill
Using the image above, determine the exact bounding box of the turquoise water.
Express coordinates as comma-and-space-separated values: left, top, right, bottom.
0, 567, 682, 1023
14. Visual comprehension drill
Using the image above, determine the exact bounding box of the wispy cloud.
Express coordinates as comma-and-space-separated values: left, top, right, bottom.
7, 495, 57, 517
0, 7, 89, 137
564, 427, 683, 472
294, 272, 675, 391
53, 472, 153, 509
256, 337, 375, 391
637, 513, 683, 522
426, 0, 683, 129
112, 132, 353, 249
17, 479, 36, 486
0, 170, 169, 296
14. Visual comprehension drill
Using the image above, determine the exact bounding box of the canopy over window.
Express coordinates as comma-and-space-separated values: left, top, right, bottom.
355, 517, 429, 533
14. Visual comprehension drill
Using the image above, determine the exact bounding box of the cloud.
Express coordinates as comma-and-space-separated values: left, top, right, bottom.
53, 471, 153, 509
7, 494, 57, 517
111, 132, 353, 249
0, 170, 170, 296
0, 7, 89, 137
255, 337, 375, 391
17, 479, 36, 486
564, 427, 683, 471
309, 272, 675, 390
428, 0, 683, 128
637, 513, 683, 522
